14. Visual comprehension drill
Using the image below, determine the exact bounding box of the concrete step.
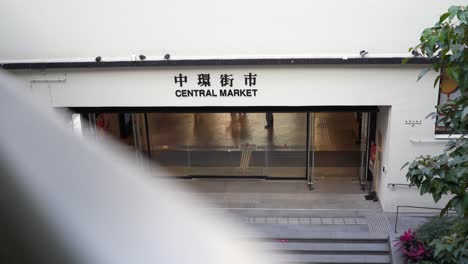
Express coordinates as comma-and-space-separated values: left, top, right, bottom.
261, 242, 389, 253
226, 208, 383, 218
250, 227, 388, 240
253, 232, 391, 263
273, 253, 391, 263
232, 211, 393, 263
248, 223, 370, 234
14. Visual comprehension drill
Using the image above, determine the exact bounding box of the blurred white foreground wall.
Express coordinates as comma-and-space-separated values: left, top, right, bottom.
0, 70, 271, 264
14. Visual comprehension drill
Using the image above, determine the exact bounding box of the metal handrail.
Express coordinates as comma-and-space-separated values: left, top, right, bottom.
394, 205, 455, 233
389, 183, 468, 190
387, 183, 412, 188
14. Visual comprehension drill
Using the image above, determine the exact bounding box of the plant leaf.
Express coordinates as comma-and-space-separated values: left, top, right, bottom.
438, 12, 450, 24
440, 201, 452, 217
401, 162, 410, 170
433, 75, 441, 87
418, 67, 431, 81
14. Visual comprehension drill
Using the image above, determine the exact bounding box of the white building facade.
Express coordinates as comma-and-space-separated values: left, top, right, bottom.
1, 0, 463, 212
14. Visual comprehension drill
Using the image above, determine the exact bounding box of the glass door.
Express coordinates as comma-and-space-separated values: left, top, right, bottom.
307, 112, 366, 191
359, 112, 370, 190
79, 112, 149, 161
307, 112, 315, 188
262, 113, 307, 179
131, 113, 149, 161
142, 112, 307, 178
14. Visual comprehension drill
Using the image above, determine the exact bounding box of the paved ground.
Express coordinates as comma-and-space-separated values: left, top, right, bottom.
161, 179, 442, 264
174, 179, 441, 237
176, 180, 380, 210
238, 216, 392, 238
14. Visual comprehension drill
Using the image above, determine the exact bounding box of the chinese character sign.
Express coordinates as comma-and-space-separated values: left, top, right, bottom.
174, 74, 187, 87
173, 73, 258, 97
220, 74, 234, 87
197, 74, 211, 87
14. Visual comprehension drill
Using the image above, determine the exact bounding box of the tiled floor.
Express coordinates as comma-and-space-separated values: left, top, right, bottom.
182, 180, 361, 194
173, 179, 390, 238
175, 180, 381, 210
241, 215, 392, 237
239, 215, 392, 238
244, 216, 367, 225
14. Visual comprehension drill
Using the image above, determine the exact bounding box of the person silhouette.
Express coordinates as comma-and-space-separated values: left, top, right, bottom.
265, 112, 273, 129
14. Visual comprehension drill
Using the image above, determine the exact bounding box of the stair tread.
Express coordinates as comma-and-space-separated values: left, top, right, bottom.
261, 242, 389, 252
273, 253, 391, 263
251, 232, 388, 240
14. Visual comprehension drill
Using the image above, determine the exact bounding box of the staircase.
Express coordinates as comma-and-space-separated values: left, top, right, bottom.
260, 234, 391, 264
228, 209, 394, 264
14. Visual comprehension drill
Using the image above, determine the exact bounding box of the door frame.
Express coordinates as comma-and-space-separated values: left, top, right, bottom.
70, 106, 378, 181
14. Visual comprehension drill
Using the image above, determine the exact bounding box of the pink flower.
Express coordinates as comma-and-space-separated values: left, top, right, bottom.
394, 229, 433, 261
405, 242, 426, 257
400, 229, 415, 242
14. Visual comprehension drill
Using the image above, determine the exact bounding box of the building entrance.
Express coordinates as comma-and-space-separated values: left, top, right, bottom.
76, 110, 373, 191
307, 112, 371, 190
147, 112, 307, 179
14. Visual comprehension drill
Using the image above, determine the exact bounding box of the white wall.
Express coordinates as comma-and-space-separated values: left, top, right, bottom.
0, 0, 464, 62
380, 106, 452, 212
12, 65, 436, 107
375, 106, 451, 212
374, 106, 390, 198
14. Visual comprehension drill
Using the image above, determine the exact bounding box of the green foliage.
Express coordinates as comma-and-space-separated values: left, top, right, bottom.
408, 6, 468, 105
415, 217, 455, 245
407, 5, 468, 134
402, 5, 468, 219
412, 218, 467, 264
411, 261, 436, 264
401, 6, 468, 262
404, 139, 468, 217
430, 232, 468, 264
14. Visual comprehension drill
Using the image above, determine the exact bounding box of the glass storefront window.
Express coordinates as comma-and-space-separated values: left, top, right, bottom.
146, 112, 307, 178
76, 111, 371, 190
